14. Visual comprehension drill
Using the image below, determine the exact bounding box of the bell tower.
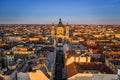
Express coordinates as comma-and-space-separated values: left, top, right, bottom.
65, 23, 69, 39
51, 23, 55, 38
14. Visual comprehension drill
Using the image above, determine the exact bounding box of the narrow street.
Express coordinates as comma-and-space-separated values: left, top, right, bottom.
54, 50, 66, 80
54, 38, 67, 80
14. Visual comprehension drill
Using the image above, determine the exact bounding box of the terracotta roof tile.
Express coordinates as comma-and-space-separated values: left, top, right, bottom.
66, 62, 113, 78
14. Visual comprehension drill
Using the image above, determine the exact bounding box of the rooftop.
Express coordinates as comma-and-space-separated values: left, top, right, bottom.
66, 62, 113, 78
109, 60, 120, 65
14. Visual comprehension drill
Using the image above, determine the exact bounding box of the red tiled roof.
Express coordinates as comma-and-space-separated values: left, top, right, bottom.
108, 51, 118, 55
66, 62, 78, 78
66, 50, 72, 58
66, 62, 113, 78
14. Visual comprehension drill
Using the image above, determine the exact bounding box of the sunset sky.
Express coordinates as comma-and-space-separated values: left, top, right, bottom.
0, 0, 120, 24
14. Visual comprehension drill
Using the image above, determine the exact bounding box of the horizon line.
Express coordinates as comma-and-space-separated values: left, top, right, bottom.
0, 23, 120, 25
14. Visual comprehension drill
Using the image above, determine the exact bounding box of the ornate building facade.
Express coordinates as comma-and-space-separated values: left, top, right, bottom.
51, 18, 70, 42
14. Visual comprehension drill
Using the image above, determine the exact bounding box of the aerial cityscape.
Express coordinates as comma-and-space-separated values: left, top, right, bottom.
0, 0, 120, 80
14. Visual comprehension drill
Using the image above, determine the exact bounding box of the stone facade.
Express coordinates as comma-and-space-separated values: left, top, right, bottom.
51, 18, 70, 42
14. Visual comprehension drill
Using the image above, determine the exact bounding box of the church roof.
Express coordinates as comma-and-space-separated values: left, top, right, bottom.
57, 18, 64, 27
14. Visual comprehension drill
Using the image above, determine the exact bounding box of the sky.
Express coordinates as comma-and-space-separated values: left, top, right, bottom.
0, 0, 120, 24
